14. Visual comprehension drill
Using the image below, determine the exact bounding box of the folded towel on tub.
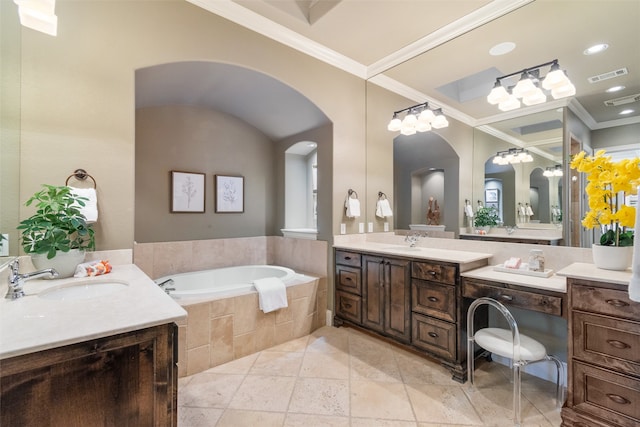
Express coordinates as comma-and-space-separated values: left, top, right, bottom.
253, 277, 288, 313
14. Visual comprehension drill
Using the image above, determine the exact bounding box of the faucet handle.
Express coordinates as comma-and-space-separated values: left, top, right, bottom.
9, 259, 20, 279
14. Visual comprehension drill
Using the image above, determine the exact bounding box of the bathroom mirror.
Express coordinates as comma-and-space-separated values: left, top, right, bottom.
0, 2, 21, 258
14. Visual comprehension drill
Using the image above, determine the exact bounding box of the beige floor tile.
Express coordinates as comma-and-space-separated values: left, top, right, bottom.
249, 350, 304, 376
395, 351, 455, 385
406, 383, 482, 425
350, 350, 403, 383
352, 418, 418, 427
205, 352, 259, 374
216, 409, 286, 427
350, 380, 415, 421
179, 373, 245, 408
269, 334, 310, 352
177, 406, 223, 426
306, 326, 350, 353
228, 375, 296, 412
299, 351, 350, 379
284, 413, 350, 427
288, 377, 350, 416
463, 385, 552, 426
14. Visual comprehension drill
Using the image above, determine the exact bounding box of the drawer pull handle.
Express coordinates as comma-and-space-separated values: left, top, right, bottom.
428, 296, 439, 302
428, 332, 439, 338
343, 303, 352, 309
605, 299, 629, 307
344, 256, 352, 260
499, 294, 513, 302
607, 339, 630, 350
428, 270, 437, 276
345, 277, 353, 282
606, 394, 630, 405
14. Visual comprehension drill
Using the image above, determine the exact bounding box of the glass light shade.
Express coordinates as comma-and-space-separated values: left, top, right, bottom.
402, 113, 417, 127
418, 109, 435, 123
15, 0, 56, 15
416, 121, 432, 132
512, 74, 536, 98
400, 125, 416, 136
523, 153, 533, 162
543, 169, 554, 177
493, 155, 508, 165
431, 115, 449, 129
553, 168, 563, 176
498, 95, 521, 112
522, 88, 547, 106
487, 84, 509, 105
17, 6, 57, 36
551, 82, 576, 99
387, 117, 402, 131
542, 68, 569, 90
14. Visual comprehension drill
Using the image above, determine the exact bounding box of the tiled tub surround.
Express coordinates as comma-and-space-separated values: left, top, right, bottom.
133, 237, 329, 377
177, 275, 326, 377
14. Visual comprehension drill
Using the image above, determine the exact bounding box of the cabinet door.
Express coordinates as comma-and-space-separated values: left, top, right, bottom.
384, 257, 411, 342
363, 255, 385, 333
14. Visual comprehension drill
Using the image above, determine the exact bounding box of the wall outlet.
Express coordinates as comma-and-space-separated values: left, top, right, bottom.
367, 222, 373, 233
0, 234, 8, 257
384, 222, 389, 232
358, 223, 365, 233
340, 223, 346, 235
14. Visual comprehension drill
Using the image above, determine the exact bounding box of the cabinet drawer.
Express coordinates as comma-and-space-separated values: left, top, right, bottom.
335, 250, 361, 268
411, 312, 456, 360
571, 284, 637, 320
412, 279, 456, 322
335, 291, 362, 324
412, 261, 456, 285
462, 279, 562, 317
573, 311, 640, 376
573, 361, 640, 427
335, 265, 361, 295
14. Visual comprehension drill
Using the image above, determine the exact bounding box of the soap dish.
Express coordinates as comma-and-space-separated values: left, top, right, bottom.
493, 263, 554, 278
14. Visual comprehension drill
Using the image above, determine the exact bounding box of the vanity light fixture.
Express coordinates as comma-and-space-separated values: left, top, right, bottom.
14, 0, 58, 36
487, 60, 575, 112
387, 102, 449, 135
492, 148, 533, 165
543, 165, 563, 177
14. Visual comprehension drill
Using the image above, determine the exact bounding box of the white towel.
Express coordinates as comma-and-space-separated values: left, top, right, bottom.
464, 205, 474, 218
69, 187, 98, 223
345, 197, 360, 218
629, 185, 640, 302
253, 277, 288, 313
526, 205, 534, 216
375, 199, 393, 218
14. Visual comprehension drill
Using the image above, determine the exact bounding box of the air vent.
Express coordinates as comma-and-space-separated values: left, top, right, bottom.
604, 93, 640, 107
588, 68, 628, 83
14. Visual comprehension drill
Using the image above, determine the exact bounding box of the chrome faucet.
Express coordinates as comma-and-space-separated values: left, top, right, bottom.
156, 278, 175, 294
404, 231, 427, 247
5, 259, 59, 300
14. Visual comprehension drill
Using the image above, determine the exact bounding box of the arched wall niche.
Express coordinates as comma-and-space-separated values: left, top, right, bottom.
135, 61, 332, 243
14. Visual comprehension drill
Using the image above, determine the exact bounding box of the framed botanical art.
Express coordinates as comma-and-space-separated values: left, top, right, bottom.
215, 174, 244, 213
485, 188, 499, 203
171, 171, 205, 213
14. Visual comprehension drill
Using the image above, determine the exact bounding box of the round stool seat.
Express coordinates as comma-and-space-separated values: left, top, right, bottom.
475, 328, 547, 361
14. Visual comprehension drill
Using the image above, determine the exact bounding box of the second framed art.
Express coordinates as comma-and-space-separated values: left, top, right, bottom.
215, 175, 244, 213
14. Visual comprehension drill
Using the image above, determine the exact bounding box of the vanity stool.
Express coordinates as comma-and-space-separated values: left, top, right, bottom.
467, 297, 564, 426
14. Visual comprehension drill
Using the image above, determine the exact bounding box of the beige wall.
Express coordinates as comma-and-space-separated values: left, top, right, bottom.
18, 0, 366, 250
135, 105, 276, 242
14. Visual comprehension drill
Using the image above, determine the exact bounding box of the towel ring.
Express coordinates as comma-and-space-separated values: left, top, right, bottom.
378, 191, 387, 200
65, 169, 97, 188
348, 189, 359, 199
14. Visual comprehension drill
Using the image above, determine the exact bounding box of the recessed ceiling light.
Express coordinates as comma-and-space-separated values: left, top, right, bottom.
584, 43, 609, 55
619, 109, 634, 115
489, 42, 516, 56
606, 85, 625, 93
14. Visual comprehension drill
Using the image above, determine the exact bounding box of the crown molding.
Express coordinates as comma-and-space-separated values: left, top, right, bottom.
366, 0, 534, 78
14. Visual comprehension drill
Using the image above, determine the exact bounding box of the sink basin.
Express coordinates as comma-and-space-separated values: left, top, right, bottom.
39, 281, 128, 301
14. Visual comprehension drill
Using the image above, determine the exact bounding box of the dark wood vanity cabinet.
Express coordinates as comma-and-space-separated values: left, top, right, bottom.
561, 278, 640, 427
335, 250, 363, 325
362, 255, 411, 343
1, 323, 178, 427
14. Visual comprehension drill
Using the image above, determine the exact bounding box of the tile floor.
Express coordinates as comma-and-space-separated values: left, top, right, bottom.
178, 326, 562, 426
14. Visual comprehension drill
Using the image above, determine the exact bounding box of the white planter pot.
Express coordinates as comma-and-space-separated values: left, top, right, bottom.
31, 249, 86, 278
591, 244, 633, 271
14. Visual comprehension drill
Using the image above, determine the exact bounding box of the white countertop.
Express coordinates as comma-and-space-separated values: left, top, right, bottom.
461, 265, 566, 293
0, 264, 187, 359
459, 232, 563, 243
334, 241, 492, 265
557, 262, 632, 285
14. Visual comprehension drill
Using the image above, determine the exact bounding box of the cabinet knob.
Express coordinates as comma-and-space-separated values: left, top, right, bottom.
343, 303, 352, 309
606, 393, 630, 405
344, 256, 352, 260
428, 270, 437, 276
428, 296, 439, 302
428, 332, 438, 338
606, 339, 631, 350
605, 299, 629, 308
345, 277, 353, 282
499, 294, 513, 302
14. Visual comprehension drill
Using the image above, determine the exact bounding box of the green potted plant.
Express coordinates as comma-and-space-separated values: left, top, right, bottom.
17, 185, 95, 277
473, 206, 500, 231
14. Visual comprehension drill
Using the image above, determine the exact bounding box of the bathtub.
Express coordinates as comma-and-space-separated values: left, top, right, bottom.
155, 265, 297, 299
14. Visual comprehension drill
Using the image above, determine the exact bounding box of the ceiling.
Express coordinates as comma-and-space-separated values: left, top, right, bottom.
186, 0, 640, 131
